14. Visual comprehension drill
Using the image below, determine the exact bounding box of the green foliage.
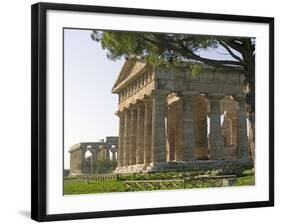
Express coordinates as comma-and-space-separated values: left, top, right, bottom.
235, 175, 255, 186
190, 63, 203, 77
91, 31, 221, 65
97, 159, 118, 174
91, 30, 254, 72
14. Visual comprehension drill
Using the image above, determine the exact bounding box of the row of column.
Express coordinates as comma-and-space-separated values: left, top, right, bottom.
117, 90, 169, 166
70, 147, 117, 175
117, 92, 249, 167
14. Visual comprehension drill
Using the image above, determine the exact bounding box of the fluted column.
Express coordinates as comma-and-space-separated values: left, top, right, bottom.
231, 115, 237, 146
123, 109, 131, 166
130, 106, 137, 165
78, 147, 86, 174
235, 95, 249, 159
208, 95, 224, 160
175, 101, 183, 161
117, 111, 125, 166
143, 99, 152, 164
193, 96, 208, 160
166, 106, 175, 161
136, 103, 145, 164
111, 150, 117, 160
105, 149, 110, 160
182, 94, 196, 160
91, 149, 98, 174
69, 145, 85, 175
151, 90, 168, 163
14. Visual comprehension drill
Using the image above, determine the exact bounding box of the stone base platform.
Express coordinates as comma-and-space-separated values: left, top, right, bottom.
114, 159, 253, 174
114, 164, 147, 173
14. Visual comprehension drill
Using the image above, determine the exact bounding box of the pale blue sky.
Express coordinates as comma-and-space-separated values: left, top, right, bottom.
63, 29, 240, 169
64, 29, 124, 168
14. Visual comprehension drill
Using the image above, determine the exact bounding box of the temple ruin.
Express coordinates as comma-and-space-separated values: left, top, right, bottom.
69, 137, 118, 175
113, 57, 252, 173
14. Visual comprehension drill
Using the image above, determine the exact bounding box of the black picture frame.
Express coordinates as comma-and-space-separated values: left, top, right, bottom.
31, 2, 274, 222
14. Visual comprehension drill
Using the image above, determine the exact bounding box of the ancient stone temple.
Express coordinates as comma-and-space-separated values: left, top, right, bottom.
69, 136, 118, 176
113, 57, 252, 173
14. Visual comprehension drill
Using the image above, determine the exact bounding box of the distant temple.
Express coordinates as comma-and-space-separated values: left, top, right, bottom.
69, 136, 118, 175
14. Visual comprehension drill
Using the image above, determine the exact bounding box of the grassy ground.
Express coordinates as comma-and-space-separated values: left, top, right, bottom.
63, 169, 255, 195
64, 180, 126, 195
235, 169, 255, 186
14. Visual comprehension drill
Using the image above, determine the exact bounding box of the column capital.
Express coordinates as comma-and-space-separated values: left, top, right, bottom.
143, 97, 153, 106
135, 99, 145, 107
80, 147, 87, 152
115, 110, 124, 117
233, 94, 245, 103
129, 103, 138, 111
123, 107, 131, 114
89, 148, 97, 154
110, 147, 118, 153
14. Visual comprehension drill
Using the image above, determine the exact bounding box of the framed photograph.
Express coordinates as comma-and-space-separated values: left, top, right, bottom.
31, 2, 274, 222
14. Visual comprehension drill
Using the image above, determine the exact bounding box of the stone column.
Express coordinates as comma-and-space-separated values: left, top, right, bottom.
78, 147, 86, 174
97, 148, 101, 160
143, 99, 152, 164
69, 144, 85, 175
130, 106, 137, 165
175, 101, 183, 161
111, 151, 116, 160
208, 95, 224, 160
235, 95, 249, 159
166, 106, 175, 161
221, 116, 232, 146
99, 146, 105, 160
221, 97, 238, 147
193, 96, 209, 160
123, 109, 131, 166
136, 103, 145, 164
151, 90, 168, 163
182, 94, 196, 161
91, 149, 98, 174
166, 105, 174, 161
105, 149, 110, 160
231, 115, 237, 146
117, 111, 125, 166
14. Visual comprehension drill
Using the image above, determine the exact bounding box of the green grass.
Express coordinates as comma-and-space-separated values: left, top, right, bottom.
64, 179, 126, 195
234, 169, 255, 186
235, 175, 255, 186
64, 169, 255, 195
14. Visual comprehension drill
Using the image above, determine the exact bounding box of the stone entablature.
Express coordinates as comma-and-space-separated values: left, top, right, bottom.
112, 57, 251, 173
69, 137, 118, 176
112, 58, 244, 112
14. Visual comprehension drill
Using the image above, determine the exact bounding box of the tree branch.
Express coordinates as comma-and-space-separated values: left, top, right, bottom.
218, 40, 244, 63
223, 39, 249, 58
178, 44, 242, 67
